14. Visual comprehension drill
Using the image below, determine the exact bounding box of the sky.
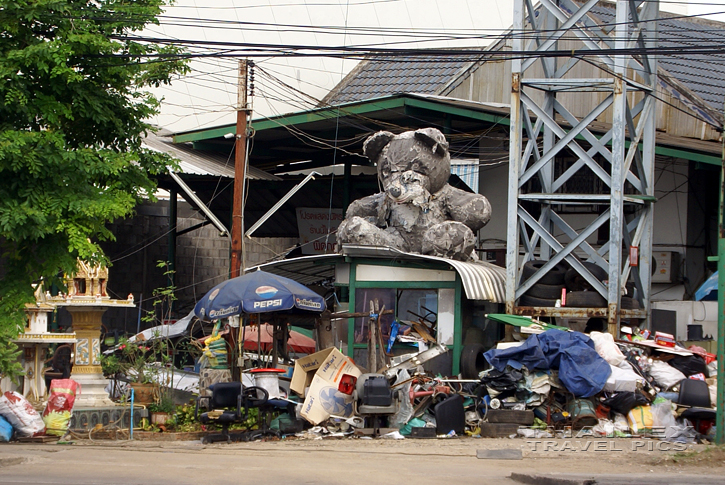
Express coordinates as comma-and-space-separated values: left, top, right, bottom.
147, 0, 512, 133
146, 0, 725, 134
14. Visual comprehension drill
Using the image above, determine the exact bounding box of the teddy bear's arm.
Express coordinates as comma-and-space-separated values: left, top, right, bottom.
439, 185, 492, 232
344, 192, 388, 226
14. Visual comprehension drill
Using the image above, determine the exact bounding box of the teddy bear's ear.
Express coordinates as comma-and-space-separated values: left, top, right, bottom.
363, 131, 395, 161
414, 128, 449, 157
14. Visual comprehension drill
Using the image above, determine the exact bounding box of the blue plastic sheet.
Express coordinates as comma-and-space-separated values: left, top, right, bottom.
484, 330, 611, 398
0, 415, 12, 442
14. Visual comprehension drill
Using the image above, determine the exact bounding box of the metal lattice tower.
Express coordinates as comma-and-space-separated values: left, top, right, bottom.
506, 0, 658, 333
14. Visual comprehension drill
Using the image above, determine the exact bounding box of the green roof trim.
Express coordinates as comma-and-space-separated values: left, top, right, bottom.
403, 97, 510, 125
172, 96, 410, 143
655, 146, 721, 166
170, 94, 721, 168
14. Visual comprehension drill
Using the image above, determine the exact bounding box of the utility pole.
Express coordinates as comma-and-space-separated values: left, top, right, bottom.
231, 59, 248, 278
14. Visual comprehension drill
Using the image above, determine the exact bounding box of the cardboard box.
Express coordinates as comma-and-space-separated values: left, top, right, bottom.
654, 331, 676, 348
290, 347, 361, 425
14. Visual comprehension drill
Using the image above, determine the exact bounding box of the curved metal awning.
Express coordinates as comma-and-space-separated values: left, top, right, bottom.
250, 246, 506, 303
340, 245, 506, 303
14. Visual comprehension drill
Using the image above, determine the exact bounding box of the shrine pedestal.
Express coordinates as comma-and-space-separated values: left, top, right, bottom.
66, 306, 115, 407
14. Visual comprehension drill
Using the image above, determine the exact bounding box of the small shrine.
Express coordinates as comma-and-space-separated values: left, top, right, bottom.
0, 285, 76, 403
50, 259, 135, 407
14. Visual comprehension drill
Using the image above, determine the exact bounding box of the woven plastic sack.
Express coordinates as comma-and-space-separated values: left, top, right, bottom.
627, 405, 654, 434
43, 379, 79, 436
0, 391, 45, 437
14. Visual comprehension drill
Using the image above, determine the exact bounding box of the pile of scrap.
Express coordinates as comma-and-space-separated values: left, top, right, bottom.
282, 318, 717, 443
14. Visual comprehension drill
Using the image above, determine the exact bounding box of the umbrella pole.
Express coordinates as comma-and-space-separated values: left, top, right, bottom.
257, 314, 262, 367
272, 317, 279, 370
239, 317, 247, 374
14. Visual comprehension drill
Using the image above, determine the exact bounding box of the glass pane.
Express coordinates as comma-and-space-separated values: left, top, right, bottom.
354, 288, 396, 344
396, 289, 438, 326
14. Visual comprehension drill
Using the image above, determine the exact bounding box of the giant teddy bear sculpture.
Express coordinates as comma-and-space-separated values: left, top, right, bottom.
337, 128, 491, 261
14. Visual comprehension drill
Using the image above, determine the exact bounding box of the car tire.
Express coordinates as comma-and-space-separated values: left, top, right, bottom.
621, 296, 641, 310
565, 262, 608, 291
565, 290, 607, 308
460, 343, 489, 379
519, 294, 559, 307
521, 260, 568, 285
525, 283, 565, 300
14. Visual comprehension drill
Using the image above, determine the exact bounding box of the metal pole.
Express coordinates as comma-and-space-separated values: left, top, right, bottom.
130, 388, 134, 440
231, 60, 248, 278
716, 102, 724, 445
167, 188, 177, 315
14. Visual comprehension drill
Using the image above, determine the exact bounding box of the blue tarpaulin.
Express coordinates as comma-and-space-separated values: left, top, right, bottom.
695, 271, 718, 301
483, 330, 611, 398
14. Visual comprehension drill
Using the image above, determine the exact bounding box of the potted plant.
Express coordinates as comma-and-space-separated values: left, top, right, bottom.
148, 394, 176, 426
100, 338, 163, 404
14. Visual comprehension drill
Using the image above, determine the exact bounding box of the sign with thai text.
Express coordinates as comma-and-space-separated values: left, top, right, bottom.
295, 207, 343, 255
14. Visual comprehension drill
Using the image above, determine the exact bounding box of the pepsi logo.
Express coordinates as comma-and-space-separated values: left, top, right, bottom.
255, 285, 278, 299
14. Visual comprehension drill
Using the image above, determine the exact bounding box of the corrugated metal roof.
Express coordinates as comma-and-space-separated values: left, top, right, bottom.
251, 246, 506, 302
585, 3, 725, 114
143, 130, 280, 181
323, 5, 725, 118
323, 53, 482, 106
249, 254, 340, 286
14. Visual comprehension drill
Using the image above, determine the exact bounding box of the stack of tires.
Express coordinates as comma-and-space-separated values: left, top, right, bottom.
518, 260, 640, 309
518, 260, 568, 307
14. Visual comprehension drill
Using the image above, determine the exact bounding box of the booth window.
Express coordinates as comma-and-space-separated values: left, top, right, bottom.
354, 288, 445, 345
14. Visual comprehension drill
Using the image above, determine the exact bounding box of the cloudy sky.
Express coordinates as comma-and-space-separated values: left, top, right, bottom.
146, 0, 725, 133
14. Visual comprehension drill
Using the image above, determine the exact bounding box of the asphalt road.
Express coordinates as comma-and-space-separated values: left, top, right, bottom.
1, 438, 723, 485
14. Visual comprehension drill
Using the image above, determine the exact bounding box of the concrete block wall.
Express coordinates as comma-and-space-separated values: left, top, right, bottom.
99, 201, 299, 336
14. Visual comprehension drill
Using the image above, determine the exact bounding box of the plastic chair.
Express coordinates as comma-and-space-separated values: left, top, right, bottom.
676, 378, 716, 436
196, 382, 268, 444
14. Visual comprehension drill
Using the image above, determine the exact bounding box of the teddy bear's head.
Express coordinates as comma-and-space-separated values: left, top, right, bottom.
363, 128, 451, 203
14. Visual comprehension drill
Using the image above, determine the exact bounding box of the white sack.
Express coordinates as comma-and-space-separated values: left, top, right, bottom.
589, 331, 625, 366
648, 360, 686, 390
0, 391, 45, 437
604, 361, 645, 392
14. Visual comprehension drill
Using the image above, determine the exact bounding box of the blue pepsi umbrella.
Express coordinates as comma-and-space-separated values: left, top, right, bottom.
194, 270, 326, 321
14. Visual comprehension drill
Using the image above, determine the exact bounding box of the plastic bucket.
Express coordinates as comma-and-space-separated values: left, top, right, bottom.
251, 368, 284, 399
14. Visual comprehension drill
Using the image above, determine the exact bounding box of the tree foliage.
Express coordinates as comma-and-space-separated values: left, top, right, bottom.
0, 0, 188, 379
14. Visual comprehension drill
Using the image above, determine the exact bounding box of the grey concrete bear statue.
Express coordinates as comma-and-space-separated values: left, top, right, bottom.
337, 128, 491, 261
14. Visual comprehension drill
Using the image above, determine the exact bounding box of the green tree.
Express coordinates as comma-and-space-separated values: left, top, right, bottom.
0, 0, 189, 380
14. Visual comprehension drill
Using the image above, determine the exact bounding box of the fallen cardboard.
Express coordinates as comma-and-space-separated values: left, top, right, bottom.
290, 347, 361, 425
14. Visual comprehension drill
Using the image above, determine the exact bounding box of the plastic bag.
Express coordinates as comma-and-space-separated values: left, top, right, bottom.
589, 332, 625, 366
399, 417, 428, 436
602, 391, 649, 415
648, 360, 686, 390
667, 355, 709, 378
0, 391, 45, 437
592, 419, 614, 437
389, 369, 413, 429
651, 398, 677, 440
613, 413, 629, 434
627, 405, 654, 434
0, 415, 13, 442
